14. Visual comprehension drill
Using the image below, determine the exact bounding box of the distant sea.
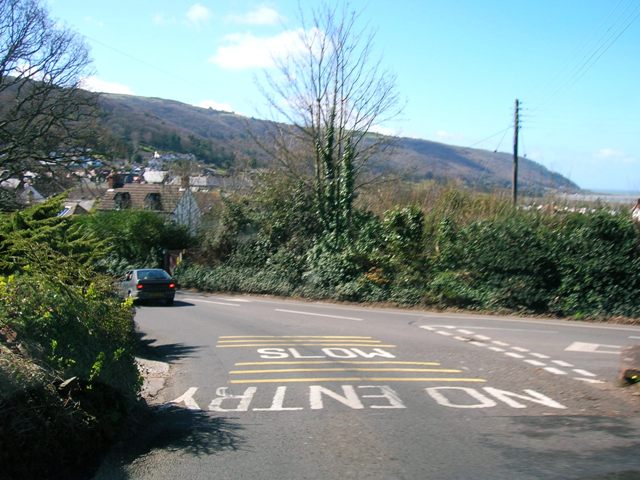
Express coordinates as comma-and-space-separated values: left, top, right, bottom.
558, 189, 639, 205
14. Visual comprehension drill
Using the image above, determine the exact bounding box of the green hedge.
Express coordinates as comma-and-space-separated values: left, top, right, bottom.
178, 183, 640, 319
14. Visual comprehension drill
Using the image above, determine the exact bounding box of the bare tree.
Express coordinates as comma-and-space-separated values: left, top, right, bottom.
0, 0, 96, 186
255, 2, 401, 240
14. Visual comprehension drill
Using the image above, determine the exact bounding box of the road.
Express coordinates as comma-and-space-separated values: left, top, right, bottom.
95, 292, 640, 480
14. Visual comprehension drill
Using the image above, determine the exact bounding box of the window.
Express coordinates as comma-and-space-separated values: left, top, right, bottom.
144, 192, 162, 210
114, 192, 131, 210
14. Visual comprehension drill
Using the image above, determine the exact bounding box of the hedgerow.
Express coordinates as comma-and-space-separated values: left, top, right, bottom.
176, 179, 640, 319
0, 199, 142, 479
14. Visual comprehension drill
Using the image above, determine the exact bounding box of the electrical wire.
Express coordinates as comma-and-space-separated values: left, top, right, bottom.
468, 125, 512, 149
530, 1, 640, 112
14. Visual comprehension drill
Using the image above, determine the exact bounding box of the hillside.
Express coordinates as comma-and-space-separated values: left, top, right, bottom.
99, 93, 578, 194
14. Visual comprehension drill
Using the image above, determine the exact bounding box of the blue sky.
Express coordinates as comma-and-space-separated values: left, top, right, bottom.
46, 0, 640, 192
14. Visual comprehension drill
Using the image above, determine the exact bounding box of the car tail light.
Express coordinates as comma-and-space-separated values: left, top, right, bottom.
136, 284, 144, 290
169, 283, 176, 289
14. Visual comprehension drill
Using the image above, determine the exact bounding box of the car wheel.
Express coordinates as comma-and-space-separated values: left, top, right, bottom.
166, 298, 174, 306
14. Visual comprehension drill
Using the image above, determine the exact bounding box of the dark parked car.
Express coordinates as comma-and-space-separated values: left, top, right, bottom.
120, 269, 176, 305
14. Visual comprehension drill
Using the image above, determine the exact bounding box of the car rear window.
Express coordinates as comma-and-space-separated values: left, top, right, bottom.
137, 269, 171, 280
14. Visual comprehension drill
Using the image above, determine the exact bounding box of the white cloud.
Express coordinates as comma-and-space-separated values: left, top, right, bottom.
226, 6, 283, 25
197, 99, 234, 112
186, 3, 212, 26
80, 76, 134, 95
209, 29, 310, 70
595, 148, 636, 164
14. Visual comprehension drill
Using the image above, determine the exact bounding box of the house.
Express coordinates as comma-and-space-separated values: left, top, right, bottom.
57, 200, 94, 217
98, 184, 201, 233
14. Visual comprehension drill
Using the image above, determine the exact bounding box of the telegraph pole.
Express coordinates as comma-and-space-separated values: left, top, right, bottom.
512, 98, 521, 205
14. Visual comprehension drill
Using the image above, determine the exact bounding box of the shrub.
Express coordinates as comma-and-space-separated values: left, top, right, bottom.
75, 210, 194, 274
549, 211, 640, 317
0, 247, 140, 400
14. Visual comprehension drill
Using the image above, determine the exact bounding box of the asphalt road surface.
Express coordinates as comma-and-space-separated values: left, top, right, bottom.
94, 292, 640, 480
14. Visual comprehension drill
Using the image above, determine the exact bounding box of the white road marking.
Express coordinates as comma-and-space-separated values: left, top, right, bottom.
436, 331, 453, 336
544, 367, 567, 375
453, 336, 469, 342
474, 335, 492, 341
572, 369, 597, 377
426, 387, 566, 410
492, 341, 510, 347
524, 359, 546, 367
504, 352, 525, 359
169, 387, 201, 410
511, 347, 530, 353
630, 336, 640, 340
218, 298, 251, 303
530, 353, 550, 359
183, 298, 240, 307
275, 309, 362, 321
419, 326, 436, 331
469, 341, 487, 347
457, 329, 474, 335
574, 378, 605, 384
489, 347, 505, 352
552, 360, 574, 367
564, 342, 621, 355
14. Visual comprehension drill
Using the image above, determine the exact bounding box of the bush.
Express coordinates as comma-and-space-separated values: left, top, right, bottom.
181, 176, 640, 319
75, 210, 194, 274
549, 211, 640, 317
0, 249, 140, 400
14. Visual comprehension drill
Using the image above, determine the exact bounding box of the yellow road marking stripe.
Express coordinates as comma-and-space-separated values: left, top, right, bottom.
230, 368, 463, 374
234, 361, 441, 366
218, 336, 373, 339
216, 344, 397, 348
229, 377, 486, 384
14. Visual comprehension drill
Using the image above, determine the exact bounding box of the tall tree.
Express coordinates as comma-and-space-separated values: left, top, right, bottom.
256, 2, 401, 242
0, 0, 95, 186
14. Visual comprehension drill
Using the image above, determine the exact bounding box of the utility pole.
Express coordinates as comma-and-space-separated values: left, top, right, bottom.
512, 98, 521, 205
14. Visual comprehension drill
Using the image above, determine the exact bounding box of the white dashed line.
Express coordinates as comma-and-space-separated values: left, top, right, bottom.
530, 353, 550, 359
504, 352, 525, 359
544, 367, 568, 375
184, 298, 240, 307
417, 324, 606, 385
524, 359, 546, 367
419, 326, 436, 331
552, 360, 574, 367
275, 309, 363, 321
574, 378, 605, 384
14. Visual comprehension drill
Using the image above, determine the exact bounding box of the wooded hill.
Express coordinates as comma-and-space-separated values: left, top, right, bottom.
99, 93, 578, 194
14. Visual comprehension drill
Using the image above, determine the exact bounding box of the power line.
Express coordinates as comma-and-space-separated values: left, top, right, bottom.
530, 1, 640, 112
468, 125, 512, 149
85, 34, 193, 86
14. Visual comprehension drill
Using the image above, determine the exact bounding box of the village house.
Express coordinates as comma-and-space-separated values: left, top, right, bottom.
97, 183, 201, 233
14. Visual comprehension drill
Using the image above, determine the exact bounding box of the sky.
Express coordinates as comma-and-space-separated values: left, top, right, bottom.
45, 0, 640, 192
